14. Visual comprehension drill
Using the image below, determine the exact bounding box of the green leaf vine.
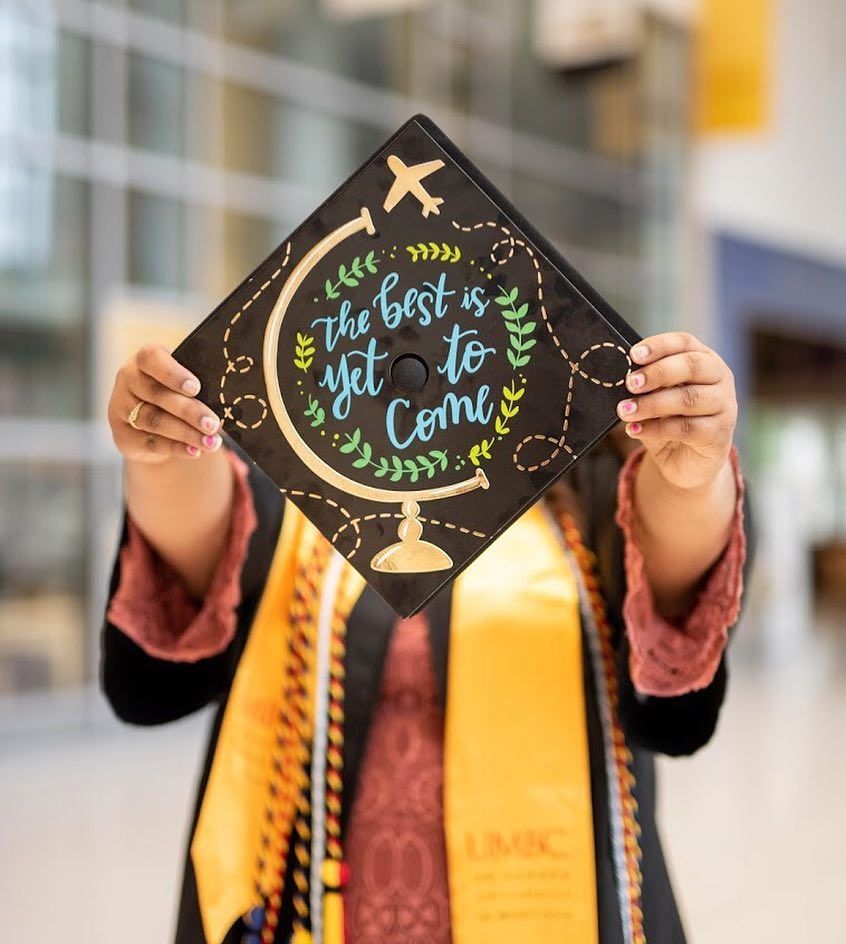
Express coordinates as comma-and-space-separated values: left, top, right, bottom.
493, 379, 525, 436
294, 332, 316, 371
339, 427, 448, 483
303, 394, 325, 427
406, 242, 462, 263
495, 286, 537, 369
467, 287, 535, 465
324, 250, 379, 300
468, 438, 494, 467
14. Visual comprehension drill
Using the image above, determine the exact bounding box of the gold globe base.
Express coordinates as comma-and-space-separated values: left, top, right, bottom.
370, 538, 453, 573
370, 498, 454, 573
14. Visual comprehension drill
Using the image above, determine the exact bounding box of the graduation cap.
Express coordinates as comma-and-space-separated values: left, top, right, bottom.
174, 114, 641, 617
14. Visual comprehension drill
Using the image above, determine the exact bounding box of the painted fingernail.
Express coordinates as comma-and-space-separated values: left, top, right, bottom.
627, 371, 645, 390
631, 344, 649, 362
627, 422, 643, 436
618, 399, 637, 416
200, 415, 219, 434
186, 444, 200, 457
182, 377, 201, 396
202, 434, 221, 450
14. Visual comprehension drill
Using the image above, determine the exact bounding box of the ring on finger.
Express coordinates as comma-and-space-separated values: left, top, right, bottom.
127, 400, 146, 430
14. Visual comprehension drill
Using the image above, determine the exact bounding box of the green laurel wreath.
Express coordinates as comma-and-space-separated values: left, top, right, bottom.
406, 242, 462, 263
325, 250, 379, 300
340, 428, 448, 483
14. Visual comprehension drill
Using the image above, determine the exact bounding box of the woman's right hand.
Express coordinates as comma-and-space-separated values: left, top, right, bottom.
108, 344, 224, 464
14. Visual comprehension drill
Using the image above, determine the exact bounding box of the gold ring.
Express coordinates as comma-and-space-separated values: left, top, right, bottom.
127, 401, 145, 430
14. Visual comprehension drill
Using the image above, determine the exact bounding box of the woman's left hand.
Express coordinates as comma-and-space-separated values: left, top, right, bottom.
616, 332, 738, 491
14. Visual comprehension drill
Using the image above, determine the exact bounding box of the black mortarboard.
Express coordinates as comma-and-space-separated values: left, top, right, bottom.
174, 114, 640, 617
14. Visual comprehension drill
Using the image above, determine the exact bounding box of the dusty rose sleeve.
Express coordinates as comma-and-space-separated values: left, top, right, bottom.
615, 445, 747, 697
106, 449, 258, 663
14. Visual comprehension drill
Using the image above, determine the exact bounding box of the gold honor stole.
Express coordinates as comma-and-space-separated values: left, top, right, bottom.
192, 502, 598, 944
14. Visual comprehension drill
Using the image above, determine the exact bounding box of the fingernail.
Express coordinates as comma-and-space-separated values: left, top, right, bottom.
200, 415, 219, 434
627, 422, 642, 436
182, 377, 201, 396
618, 399, 637, 416
631, 344, 649, 362
627, 372, 645, 390
202, 434, 221, 450
186, 444, 200, 458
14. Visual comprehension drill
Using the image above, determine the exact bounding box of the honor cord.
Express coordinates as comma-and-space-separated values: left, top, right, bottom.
309, 549, 346, 944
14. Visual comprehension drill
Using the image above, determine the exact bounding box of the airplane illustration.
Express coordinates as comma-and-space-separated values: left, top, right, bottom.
383, 155, 445, 218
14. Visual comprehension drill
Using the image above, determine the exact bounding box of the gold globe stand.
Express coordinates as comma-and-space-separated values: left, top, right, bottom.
263, 206, 490, 574
372, 498, 447, 572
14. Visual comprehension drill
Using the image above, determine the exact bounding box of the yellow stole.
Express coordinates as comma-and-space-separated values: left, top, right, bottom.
191, 501, 598, 944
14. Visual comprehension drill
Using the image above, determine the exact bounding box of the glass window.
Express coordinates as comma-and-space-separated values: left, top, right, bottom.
128, 0, 186, 25
0, 5, 57, 138
512, 62, 594, 152
271, 106, 384, 193
128, 51, 185, 156
511, 172, 634, 258
57, 32, 90, 137
220, 85, 385, 192
0, 463, 87, 695
183, 72, 220, 165
221, 209, 273, 292
222, 2, 410, 92
221, 82, 276, 178
0, 175, 89, 419
128, 190, 184, 290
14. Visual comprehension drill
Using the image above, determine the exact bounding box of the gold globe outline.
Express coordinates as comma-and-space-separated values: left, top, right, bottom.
262, 206, 489, 573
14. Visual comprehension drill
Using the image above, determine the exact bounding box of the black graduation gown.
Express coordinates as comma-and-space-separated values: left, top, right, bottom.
100, 440, 754, 944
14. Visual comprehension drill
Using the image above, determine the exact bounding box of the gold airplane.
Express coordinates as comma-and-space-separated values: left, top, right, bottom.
383, 155, 445, 218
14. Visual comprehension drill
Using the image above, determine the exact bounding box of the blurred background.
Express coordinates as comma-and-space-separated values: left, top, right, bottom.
1, 0, 844, 940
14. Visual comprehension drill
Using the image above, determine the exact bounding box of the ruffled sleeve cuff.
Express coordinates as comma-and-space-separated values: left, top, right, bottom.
105, 449, 258, 663
615, 445, 747, 697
